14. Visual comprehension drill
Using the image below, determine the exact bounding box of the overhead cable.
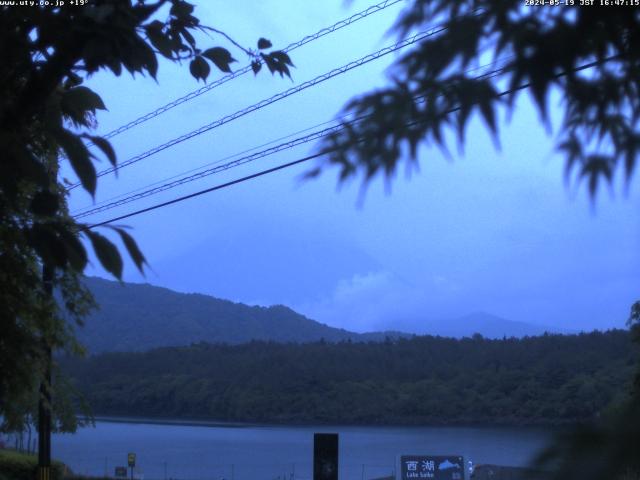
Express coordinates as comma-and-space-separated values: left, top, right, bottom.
74, 124, 346, 219
74, 60, 510, 219
82, 56, 614, 229
72, 116, 344, 215
68, 21, 451, 191
82, 152, 326, 230
92, 0, 406, 143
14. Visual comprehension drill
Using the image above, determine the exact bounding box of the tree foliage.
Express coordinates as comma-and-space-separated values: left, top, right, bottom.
316, 1, 640, 196
312, 2, 639, 477
534, 303, 640, 480
0, 0, 291, 429
61, 330, 636, 426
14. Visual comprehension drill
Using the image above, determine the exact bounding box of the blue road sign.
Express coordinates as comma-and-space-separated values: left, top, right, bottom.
399, 455, 465, 480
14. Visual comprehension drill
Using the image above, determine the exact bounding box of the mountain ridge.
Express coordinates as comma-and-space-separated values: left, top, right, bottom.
75, 276, 564, 353
402, 311, 570, 338
76, 277, 405, 352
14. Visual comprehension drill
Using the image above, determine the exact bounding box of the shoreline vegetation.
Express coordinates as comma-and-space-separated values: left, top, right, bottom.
0, 450, 106, 480
0, 445, 552, 480
62, 329, 636, 428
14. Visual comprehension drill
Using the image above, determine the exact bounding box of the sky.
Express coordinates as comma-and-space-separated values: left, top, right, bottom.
68, 0, 639, 334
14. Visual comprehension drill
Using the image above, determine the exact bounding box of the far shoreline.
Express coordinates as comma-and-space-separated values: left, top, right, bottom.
86, 414, 564, 432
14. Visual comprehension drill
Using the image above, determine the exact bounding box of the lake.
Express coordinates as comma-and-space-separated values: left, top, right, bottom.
51, 418, 553, 480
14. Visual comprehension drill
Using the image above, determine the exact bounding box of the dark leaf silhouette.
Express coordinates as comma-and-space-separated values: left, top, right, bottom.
0, 0, 296, 429
202, 47, 235, 73
29, 191, 60, 217
85, 231, 123, 280
57, 228, 88, 272
257, 37, 272, 50
53, 128, 96, 196
260, 51, 293, 78
85, 135, 117, 167
314, 4, 639, 199
145, 21, 173, 58
111, 227, 147, 273
189, 56, 210, 81
27, 224, 68, 269
61, 86, 106, 125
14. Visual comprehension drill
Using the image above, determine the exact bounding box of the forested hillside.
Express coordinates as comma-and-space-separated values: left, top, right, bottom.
62, 330, 637, 426
77, 277, 403, 352
76, 278, 564, 353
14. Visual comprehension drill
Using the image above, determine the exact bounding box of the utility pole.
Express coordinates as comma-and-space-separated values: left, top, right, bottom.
38, 263, 53, 480
38, 150, 57, 480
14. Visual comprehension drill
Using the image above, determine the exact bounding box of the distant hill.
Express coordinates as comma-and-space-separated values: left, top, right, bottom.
75, 277, 404, 353
75, 277, 565, 354
411, 312, 568, 339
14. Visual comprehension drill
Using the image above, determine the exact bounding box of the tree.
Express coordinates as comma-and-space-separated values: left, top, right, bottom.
1, 369, 92, 442
0, 0, 292, 428
312, 2, 639, 478
315, 1, 639, 196
533, 302, 640, 480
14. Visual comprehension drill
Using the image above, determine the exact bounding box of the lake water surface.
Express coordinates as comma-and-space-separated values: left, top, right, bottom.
52, 418, 553, 480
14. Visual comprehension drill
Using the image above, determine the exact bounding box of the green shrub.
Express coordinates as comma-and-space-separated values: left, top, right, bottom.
0, 450, 65, 480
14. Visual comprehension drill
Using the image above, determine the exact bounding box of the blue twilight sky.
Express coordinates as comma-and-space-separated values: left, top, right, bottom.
67, 0, 639, 333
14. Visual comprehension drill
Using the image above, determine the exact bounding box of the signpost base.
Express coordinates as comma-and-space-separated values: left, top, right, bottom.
38, 466, 50, 480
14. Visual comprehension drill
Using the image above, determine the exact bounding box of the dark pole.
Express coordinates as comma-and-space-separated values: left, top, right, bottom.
38, 263, 53, 480
313, 433, 339, 480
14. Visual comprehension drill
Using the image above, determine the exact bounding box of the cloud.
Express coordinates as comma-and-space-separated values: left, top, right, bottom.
295, 270, 465, 333
332, 271, 395, 302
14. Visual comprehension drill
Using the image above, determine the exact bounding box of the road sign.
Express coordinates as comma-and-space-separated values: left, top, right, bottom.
115, 467, 127, 478
398, 455, 465, 480
127, 453, 136, 468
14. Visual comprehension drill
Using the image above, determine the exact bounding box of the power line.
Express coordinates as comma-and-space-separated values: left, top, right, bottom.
74, 60, 511, 220
74, 123, 345, 219
82, 152, 325, 230
92, 0, 406, 143
72, 116, 346, 215
83, 57, 613, 230
68, 21, 451, 191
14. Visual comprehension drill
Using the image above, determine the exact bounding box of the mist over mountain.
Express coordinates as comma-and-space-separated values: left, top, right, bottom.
76, 277, 566, 353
